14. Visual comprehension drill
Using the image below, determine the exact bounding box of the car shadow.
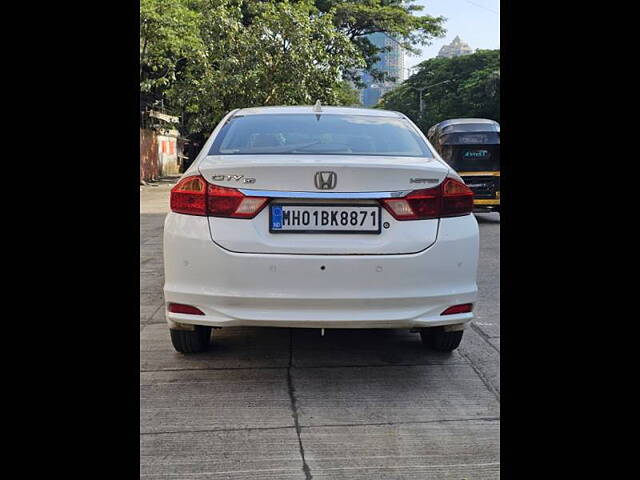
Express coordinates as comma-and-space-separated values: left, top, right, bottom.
475, 213, 500, 224
289, 327, 462, 367
164, 326, 465, 369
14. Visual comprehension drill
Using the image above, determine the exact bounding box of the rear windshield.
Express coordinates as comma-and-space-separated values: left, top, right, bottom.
209, 114, 433, 157
442, 145, 500, 172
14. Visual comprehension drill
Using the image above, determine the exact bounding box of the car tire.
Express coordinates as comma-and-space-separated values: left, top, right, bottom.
170, 326, 212, 353
420, 327, 464, 352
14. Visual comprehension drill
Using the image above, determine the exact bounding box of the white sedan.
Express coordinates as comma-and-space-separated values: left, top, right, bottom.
163, 105, 479, 353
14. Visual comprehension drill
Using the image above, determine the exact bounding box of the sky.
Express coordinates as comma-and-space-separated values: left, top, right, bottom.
404, 0, 500, 73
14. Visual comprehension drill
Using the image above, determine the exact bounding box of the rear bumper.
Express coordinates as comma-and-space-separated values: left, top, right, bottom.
163, 214, 479, 329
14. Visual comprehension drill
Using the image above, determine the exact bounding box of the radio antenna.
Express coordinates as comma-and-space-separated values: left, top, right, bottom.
313, 100, 322, 121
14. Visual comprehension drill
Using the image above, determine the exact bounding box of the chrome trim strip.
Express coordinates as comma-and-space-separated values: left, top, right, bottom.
237, 189, 412, 199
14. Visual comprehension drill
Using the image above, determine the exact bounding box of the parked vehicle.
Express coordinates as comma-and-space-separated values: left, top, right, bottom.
427, 118, 500, 214
163, 106, 479, 353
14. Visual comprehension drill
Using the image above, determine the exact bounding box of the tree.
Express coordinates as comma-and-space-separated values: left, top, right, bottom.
334, 81, 362, 106
459, 68, 500, 120
140, 0, 446, 143
263, 0, 447, 85
379, 49, 500, 133
164, 0, 365, 137
140, 0, 205, 106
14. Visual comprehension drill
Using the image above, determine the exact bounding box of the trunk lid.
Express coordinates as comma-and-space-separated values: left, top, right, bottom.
199, 154, 450, 255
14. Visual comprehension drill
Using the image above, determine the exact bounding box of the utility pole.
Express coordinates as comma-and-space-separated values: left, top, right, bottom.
417, 87, 427, 114
413, 80, 452, 115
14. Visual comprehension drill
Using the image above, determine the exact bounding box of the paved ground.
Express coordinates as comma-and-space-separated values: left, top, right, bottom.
140, 178, 500, 479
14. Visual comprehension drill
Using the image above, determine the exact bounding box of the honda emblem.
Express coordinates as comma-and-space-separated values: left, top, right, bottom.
314, 171, 337, 190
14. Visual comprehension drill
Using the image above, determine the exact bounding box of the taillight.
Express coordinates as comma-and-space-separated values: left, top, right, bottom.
206, 184, 268, 218
170, 176, 207, 216
380, 177, 473, 220
170, 176, 268, 218
382, 188, 440, 220
440, 178, 474, 217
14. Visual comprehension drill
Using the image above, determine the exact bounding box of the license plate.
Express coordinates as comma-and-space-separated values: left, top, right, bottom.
269, 204, 381, 234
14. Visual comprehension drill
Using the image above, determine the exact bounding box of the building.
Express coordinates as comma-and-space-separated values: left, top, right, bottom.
359, 33, 405, 107
140, 109, 183, 183
437, 36, 474, 58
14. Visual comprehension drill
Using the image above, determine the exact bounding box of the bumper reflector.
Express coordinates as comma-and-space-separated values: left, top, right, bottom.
441, 303, 473, 315
168, 303, 205, 315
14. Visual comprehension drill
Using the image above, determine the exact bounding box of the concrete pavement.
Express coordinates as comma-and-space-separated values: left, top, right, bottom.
140, 179, 500, 479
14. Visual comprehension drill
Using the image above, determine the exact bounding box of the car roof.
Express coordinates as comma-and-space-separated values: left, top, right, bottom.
436, 118, 499, 127
428, 118, 499, 137
432, 118, 499, 131
233, 105, 404, 118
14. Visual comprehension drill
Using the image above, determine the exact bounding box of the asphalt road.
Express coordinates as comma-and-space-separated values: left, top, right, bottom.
140, 179, 500, 479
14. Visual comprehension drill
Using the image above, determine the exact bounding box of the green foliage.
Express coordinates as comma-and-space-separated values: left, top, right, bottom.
316, 0, 446, 84
140, 0, 204, 96
140, 0, 447, 141
333, 81, 362, 107
379, 50, 500, 133
326, 0, 445, 52
141, 0, 366, 138
166, 0, 364, 136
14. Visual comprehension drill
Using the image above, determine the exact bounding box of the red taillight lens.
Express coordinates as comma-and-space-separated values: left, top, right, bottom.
382, 188, 440, 220
167, 303, 205, 315
441, 303, 473, 315
206, 184, 268, 218
441, 178, 474, 218
170, 176, 207, 216
170, 176, 268, 218
380, 177, 473, 221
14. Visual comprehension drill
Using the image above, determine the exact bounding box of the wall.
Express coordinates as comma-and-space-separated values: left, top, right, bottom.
157, 129, 180, 176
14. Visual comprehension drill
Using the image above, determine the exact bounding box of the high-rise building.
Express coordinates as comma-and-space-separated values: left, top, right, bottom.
437, 36, 474, 58
359, 33, 405, 107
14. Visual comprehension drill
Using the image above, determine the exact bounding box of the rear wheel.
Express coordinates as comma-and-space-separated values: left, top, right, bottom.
420, 327, 464, 352
170, 325, 212, 353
